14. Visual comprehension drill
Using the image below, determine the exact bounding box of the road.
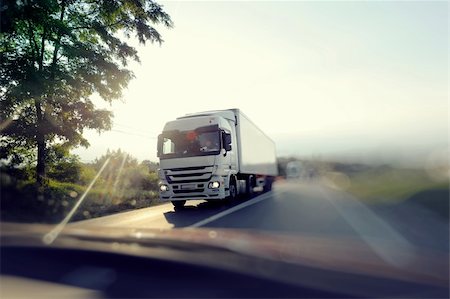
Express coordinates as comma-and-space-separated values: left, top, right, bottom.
71, 180, 449, 253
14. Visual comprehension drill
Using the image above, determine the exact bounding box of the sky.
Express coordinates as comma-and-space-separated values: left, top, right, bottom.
74, 1, 448, 167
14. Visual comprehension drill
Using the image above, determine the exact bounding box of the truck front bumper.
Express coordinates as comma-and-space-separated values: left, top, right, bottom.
159, 177, 227, 201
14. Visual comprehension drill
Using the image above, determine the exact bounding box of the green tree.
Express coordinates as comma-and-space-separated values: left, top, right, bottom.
91, 149, 158, 191
0, 0, 172, 191
46, 144, 81, 183
141, 159, 159, 172
93, 148, 138, 171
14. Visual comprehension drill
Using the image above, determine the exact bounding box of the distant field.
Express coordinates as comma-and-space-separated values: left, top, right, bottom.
342, 168, 448, 219
345, 168, 446, 201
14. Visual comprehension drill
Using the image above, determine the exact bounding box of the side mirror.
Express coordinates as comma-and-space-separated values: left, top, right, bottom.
223, 132, 232, 151
157, 134, 163, 157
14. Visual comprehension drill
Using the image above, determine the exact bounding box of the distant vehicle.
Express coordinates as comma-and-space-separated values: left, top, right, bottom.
286, 161, 302, 179
157, 109, 278, 208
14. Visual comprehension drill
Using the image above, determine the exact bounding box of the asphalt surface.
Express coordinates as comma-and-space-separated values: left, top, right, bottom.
71, 180, 449, 253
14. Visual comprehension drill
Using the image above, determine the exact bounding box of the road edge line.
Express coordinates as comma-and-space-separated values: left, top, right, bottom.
187, 191, 276, 228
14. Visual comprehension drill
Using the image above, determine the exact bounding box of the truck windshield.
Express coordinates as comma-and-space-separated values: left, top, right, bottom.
159, 129, 221, 159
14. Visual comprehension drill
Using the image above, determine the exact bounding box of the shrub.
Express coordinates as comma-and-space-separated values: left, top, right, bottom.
79, 165, 97, 185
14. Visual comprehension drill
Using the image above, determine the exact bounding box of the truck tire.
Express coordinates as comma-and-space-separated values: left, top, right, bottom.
172, 200, 186, 210
227, 178, 237, 201
246, 175, 255, 197
263, 176, 273, 192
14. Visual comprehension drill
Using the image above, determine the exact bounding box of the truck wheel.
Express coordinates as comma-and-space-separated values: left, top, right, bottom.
246, 175, 255, 197
263, 177, 273, 192
172, 200, 186, 210
228, 179, 237, 201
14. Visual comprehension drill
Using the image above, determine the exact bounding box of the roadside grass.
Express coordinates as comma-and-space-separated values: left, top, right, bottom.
1, 178, 160, 223
343, 168, 449, 219
346, 169, 446, 202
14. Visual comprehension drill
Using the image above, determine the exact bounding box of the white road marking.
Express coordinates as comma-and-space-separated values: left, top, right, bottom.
188, 191, 278, 228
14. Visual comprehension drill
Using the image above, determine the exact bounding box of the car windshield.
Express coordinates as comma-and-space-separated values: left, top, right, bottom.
0, 1, 448, 298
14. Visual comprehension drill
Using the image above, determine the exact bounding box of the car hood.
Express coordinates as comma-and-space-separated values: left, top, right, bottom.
1, 222, 448, 290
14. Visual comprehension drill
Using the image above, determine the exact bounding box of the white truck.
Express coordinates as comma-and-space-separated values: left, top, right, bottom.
157, 109, 278, 209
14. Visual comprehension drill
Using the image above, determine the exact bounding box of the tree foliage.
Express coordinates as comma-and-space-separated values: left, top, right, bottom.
91, 149, 158, 191
46, 144, 82, 183
0, 0, 172, 187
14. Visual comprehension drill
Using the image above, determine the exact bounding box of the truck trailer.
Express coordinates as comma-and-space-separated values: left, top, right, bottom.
157, 109, 278, 209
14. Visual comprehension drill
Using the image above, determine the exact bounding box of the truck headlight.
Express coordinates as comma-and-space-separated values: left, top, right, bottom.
208, 181, 220, 189
160, 184, 169, 192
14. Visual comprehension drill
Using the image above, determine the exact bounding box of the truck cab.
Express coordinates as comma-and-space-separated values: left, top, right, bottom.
157, 111, 237, 207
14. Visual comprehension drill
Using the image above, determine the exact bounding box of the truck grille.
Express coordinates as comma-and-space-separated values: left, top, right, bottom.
165, 165, 213, 184
165, 166, 213, 184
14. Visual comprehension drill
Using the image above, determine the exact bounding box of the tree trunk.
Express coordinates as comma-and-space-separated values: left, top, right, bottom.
35, 99, 46, 193
36, 133, 46, 189
36, 1, 66, 190
35, 21, 47, 194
